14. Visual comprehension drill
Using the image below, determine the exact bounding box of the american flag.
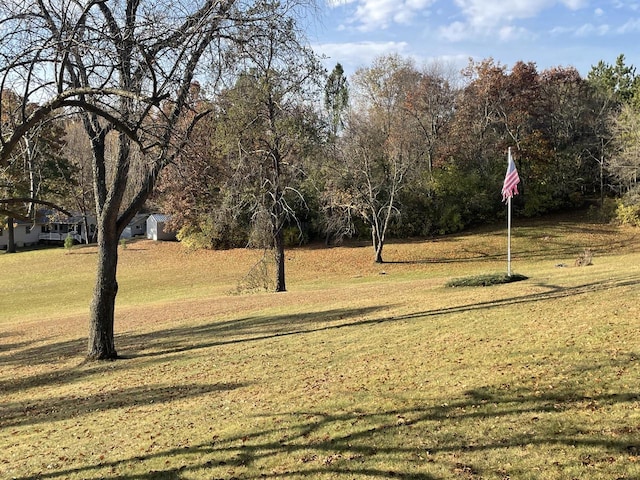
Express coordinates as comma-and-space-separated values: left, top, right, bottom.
501, 151, 520, 202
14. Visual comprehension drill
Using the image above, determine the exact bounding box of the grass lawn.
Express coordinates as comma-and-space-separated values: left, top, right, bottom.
1, 214, 639, 479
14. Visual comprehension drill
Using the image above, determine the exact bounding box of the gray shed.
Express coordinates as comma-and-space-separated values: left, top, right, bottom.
146, 214, 176, 241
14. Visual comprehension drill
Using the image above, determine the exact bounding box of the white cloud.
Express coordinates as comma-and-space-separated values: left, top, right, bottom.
437, 0, 591, 42
574, 23, 610, 36
452, 0, 588, 28
612, 0, 640, 10
561, 0, 588, 9
594, 7, 604, 16
328, 0, 591, 35
497, 25, 533, 41
549, 25, 573, 35
452, 0, 542, 28
313, 41, 411, 74
617, 18, 640, 33
328, 0, 436, 31
352, 0, 398, 30
438, 21, 470, 42
325, 0, 356, 7
550, 22, 610, 37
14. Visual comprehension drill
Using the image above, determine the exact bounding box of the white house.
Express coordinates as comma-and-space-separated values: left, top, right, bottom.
121, 213, 149, 239
0, 219, 41, 249
39, 215, 96, 244
146, 214, 176, 241
1, 212, 97, 250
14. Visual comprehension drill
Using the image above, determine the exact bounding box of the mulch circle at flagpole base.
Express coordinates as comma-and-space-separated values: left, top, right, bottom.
446, 273, 528, 287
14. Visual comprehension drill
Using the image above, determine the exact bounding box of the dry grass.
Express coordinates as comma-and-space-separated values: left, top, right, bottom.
1, 214, 639, 479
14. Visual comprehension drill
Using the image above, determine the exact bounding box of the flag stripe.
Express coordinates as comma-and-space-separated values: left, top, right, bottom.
501, 153, 520, 202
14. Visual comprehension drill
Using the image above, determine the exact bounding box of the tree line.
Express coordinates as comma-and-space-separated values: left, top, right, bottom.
157, 53, 640, 264
2, 0, 639, 359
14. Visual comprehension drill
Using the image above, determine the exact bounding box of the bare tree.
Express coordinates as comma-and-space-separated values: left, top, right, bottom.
161, 11, 324, 292
1, 0, 314, 359
403, 63, 457, 179
324, 54, 421, 263
59, 119, 97, 244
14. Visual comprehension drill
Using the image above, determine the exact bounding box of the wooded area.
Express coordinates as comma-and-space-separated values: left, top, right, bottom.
2, 0, 640, 359
158, 52, 640, 261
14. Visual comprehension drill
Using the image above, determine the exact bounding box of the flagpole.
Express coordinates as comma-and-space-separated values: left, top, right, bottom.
507, 147, 512, 277
507, 193, 512, 277
502, 146, 519, 277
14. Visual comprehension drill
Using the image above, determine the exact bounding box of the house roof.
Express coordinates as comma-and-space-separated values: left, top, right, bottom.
128, 213, 149, 226
37, 209, 93, 224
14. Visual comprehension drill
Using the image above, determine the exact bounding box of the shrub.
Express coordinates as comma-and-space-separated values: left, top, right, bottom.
177, 217, 249, 250
446, 273, 528, 287
615, 200, 640, 227
63, 234, 74, 253
177, 225, 214, 250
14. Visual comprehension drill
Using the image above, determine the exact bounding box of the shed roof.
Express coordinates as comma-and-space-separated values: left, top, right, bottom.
148, 213, 170, 223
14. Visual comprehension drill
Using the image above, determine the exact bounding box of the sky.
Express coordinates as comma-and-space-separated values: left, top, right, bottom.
306, 0, 640, 80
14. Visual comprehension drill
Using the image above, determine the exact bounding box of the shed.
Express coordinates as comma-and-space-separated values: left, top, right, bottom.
146, 214, 176, 241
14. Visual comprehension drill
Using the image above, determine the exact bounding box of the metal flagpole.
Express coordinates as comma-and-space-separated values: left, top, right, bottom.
507, 193, 512, 276
507, 147, 512, 277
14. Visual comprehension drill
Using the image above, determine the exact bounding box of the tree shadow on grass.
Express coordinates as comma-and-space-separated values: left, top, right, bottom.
384, 223, 639, 265
120, 272, 640, 361
5, 272, 639, 478
0, 335, 86, 367
0, 330, 40, 353
0, 380, 247, 430
118, 305, 389, 360
13, 361, 639, 480
0, 306, 390, 396
4, 274, 638, 396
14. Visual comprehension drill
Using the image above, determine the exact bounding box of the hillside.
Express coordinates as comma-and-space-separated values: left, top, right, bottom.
1, 216, 639, 479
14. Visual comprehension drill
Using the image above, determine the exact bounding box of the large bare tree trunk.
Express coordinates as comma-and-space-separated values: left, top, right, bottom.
87, 224, 119, 360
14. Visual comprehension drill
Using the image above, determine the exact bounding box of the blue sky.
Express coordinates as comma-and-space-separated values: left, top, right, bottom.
307, 0, 640, 79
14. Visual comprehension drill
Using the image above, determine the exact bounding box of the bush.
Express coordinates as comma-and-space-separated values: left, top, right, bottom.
446, 273, 528, 287
177, 217, 249, 250
176, 225, 214, 250
615, 200, 640, 227
63, 234, 74, 253
437, 205, 464, 235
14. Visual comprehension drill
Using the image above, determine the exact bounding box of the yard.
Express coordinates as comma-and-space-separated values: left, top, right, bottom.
1, 214, 639, 479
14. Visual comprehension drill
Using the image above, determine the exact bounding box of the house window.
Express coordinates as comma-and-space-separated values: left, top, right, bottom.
25, 226, 31, 234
